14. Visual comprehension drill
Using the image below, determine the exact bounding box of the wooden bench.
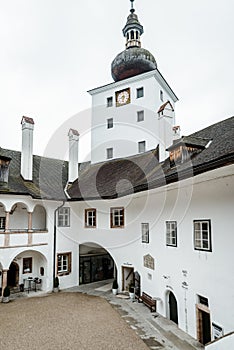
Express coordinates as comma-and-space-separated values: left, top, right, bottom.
140, 292, 156, 312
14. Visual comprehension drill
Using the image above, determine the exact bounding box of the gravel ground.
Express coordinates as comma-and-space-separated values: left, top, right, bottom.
0, 292, 149, 350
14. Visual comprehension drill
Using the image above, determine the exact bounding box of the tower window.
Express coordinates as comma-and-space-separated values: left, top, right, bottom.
127, 33, 129, 40
138, 141, 146, 153
141, 223, 149, 243
107, 97, 113, 107
136, 31, 139, 39
131, 30, 134, 39
160, 90, 164, 102
107, 118, 113, 129
106, 148, 113, 159
136, 87, 144, 98
137, 110, 144, 122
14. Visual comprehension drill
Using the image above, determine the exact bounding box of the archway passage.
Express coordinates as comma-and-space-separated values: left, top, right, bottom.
7, 262, 19, 288
79, 243, 114, 285
169, 291, 178, 324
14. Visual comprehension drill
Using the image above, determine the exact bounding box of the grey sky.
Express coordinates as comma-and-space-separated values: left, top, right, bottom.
0, 0, 233, 161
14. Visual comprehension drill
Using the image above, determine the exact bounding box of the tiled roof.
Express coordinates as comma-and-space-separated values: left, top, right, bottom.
0, 149, 68, 200
68, 116, 234, 200
167, 135, 210, 150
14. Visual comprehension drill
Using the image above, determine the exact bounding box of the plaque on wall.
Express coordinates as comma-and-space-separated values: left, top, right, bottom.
143, 254, 155, 270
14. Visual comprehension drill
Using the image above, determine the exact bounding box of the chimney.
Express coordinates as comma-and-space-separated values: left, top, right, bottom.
68, 128, 79, 183
172, 125, 181, 141
21, 116, 34, 181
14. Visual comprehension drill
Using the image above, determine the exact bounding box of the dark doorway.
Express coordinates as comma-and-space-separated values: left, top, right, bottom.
79, 254, 114, 285
169, 291, 178, 324
7, 262, 19, 287
134, 271, 141, 298
198, 309, 211, 345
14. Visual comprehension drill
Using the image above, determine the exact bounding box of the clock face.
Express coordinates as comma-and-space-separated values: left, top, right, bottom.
116, 88, 130, 106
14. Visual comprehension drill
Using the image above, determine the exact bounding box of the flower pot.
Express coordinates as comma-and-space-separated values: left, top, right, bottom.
112, 288, 118, 295
2, 296, 9, 303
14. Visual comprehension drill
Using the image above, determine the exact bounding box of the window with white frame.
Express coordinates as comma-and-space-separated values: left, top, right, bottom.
194, 220, 212, 251
110, 207, 124, 228
57, 252, 71, 275
0, 217, 6, 230
107, 96, 113, 107
166, 221, 177, 246
137, 110, 144, 122
141, 223, 149, 243
106, 147, 113, 159
107, 118, 113, 129
58, 207, 70, 227
85, 208, 96, 228
136, 87, 144, 98
138, 141, 146, 153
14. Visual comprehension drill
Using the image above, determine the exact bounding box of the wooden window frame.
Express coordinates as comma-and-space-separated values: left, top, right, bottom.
141, 223, 149, 243
58, 207, 70, 227
194, 220, 212, 252
57, 252, 72, 276
23, 257, 32, 274
110, 207, 125, 228
166, 221, 177, 247
85, 208, 97, 228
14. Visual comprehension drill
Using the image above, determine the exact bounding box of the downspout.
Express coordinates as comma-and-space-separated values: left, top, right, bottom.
53, 201, 65, 289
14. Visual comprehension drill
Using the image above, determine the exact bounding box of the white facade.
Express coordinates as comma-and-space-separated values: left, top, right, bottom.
89, 69, 178, 164
68, 164, 234, 342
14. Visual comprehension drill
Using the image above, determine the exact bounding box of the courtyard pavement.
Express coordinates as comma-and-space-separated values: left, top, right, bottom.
64, 280, 204, 350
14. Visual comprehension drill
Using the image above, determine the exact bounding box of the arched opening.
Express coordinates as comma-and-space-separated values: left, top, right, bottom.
130, 30, 134, 39
79, 243, 115, 285
7, 261, 19, 288
32, 205, 47, 231
8, 250, 47, 292
168, 291, 178, 324
9, 202, 28, 231
136, 31, 139, 39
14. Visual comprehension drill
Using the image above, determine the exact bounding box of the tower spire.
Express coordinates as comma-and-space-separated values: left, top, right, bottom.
130, 0, 135, 14
123, 0, 143, 49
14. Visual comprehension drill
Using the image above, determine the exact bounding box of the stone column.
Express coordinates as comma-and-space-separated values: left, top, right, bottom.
28, 212, 33, 245
4, 211, 10, 247
1, 269, 8, 297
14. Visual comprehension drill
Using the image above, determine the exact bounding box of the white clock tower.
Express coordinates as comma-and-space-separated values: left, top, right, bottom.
89, 0, 178, 164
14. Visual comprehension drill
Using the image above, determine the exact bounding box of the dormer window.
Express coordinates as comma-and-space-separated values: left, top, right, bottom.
167, 136, 211, 167
0, 156, 11, 183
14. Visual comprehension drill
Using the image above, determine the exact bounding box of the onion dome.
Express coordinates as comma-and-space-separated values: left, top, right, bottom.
111, 0, 157, 82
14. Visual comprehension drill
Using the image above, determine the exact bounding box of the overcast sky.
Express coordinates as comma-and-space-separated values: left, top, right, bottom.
0, 0, 233, 161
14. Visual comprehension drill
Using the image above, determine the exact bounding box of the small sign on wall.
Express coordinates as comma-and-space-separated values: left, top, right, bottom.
143, 254, 155, 270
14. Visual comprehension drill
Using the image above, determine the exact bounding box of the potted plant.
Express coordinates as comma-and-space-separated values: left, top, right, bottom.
53, 276, 59, 292
128, 281, 135, 300
112, 279, 118, 295
2, 286, 10, 303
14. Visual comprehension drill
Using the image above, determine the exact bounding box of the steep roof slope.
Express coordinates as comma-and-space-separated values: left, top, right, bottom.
0, 149, 68, 200
68, 116, 234, 201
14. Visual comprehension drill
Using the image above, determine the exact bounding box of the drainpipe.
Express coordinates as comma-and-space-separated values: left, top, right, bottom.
53, 201, 65, 289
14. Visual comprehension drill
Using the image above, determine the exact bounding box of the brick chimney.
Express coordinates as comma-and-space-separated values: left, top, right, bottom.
21, 116, 34, 181
68, 128, 79, 183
